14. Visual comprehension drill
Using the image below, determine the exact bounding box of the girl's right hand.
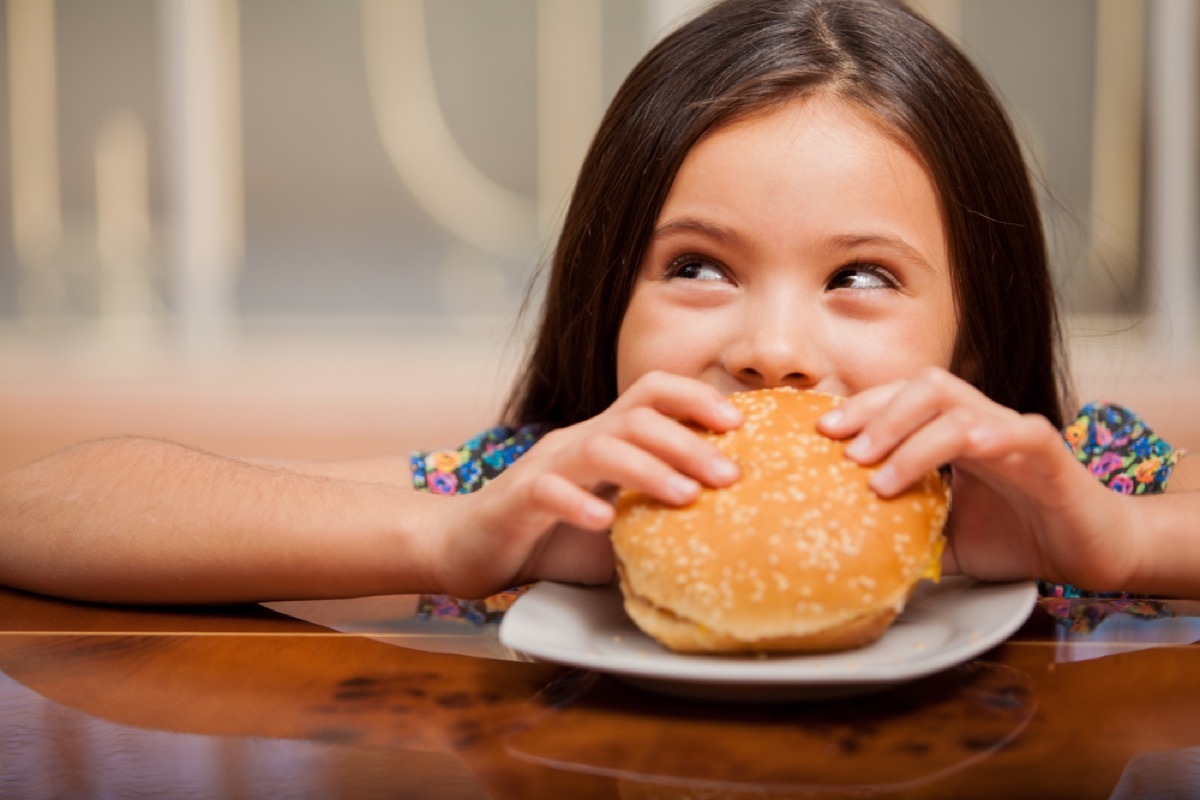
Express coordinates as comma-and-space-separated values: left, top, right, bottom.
431, 371, 743, 598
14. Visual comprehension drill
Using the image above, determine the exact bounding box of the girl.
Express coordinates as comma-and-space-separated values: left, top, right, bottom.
1, 0, 1196, 604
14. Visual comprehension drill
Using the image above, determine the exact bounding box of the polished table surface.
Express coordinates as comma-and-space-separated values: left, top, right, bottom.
3, 584, 1200, 799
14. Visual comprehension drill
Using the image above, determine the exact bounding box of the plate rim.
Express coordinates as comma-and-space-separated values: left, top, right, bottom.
499, 576, 1037, 691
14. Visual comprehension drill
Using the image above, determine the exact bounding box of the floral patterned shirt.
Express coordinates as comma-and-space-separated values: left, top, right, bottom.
411, 402, 1181, 608
1062, 402, 1178, 494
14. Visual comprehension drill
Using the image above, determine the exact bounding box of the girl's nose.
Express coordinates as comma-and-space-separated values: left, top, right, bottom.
724, 310, 823, 391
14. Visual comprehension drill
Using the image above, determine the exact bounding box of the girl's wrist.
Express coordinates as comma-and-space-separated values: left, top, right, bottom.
1048, 482, 1141, 595
421, 489, 494, 598
1075, 485, 1155, 595
379, 484, 459, 597
1106, 493, 1147, 593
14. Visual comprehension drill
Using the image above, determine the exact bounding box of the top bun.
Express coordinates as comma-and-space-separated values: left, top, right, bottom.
611, 387, 949, 653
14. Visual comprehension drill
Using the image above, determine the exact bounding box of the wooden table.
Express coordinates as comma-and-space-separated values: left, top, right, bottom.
3, 585, 1200, 799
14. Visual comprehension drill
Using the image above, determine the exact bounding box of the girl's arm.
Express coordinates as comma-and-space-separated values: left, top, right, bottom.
0, 437, 446, 604
0, 372, 742, 605
1126, 454, 1200, 596
1164, 449, 1200, 494
246, 454, 414, 484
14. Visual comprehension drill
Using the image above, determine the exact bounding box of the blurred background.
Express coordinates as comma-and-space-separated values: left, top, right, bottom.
1, 0, 1198, 471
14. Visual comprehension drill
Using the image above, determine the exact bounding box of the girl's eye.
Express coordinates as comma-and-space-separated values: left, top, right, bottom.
827, 264, 899, 291
665, 255, 727, 282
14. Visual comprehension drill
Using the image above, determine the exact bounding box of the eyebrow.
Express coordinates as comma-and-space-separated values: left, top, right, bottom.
826, 233, 938, 272
650, 218, 746, 247
651, 220, 937, 271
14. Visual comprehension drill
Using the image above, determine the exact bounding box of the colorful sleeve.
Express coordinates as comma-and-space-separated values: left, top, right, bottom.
1041, 402, 1182, 600
1061, 402, 1181, 495
411, 423, 544, 495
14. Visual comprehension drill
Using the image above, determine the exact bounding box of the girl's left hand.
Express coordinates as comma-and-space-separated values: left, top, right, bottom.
817, 367, 1137, 592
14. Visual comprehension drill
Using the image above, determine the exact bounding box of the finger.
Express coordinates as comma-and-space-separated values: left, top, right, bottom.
617, 371, 743, 433
567, 432, 707, 505
842, 368, 983, 464
865, 406, 982, 496
869, 408, 1060, 499
610, 405, 740, 487
954, 412, 1080, 495
526, 472, 615, 530
816, 380, 904, 438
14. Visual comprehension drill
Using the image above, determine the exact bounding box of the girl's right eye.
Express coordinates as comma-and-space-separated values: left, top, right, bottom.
664, 255, 727, 282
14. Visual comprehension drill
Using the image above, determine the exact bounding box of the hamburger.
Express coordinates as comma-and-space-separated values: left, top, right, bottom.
610, 387, 949, 654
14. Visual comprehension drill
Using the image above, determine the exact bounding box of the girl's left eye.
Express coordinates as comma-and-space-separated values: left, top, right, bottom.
826, 264, 899, 291
664, 255, 727, 282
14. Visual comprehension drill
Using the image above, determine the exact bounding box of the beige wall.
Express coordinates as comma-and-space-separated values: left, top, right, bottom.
2, 1, 1197, 466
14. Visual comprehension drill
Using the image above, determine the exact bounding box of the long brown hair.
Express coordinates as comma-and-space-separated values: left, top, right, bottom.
504, 0, 1068, 430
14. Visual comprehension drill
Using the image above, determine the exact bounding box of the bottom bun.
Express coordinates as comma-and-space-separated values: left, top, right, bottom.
618, 564, 901, 653
611, 387, 949, 654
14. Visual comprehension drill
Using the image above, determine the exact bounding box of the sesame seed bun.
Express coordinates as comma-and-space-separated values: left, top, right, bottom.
610, 387, 949, 653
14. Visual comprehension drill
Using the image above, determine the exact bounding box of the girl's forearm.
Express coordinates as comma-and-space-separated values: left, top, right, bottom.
0, 437, 445, 604
1125, 490, 1200, 599
1119, 455, 1200, 598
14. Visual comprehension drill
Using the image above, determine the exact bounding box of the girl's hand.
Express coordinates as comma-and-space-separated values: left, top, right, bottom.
817, 367, 1138, 592
431, 371, 743, 598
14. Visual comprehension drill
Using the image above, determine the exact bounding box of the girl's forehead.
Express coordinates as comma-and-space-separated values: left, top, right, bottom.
672, 96, 938, 207
696, 94, 920, 172
659, 95, 948, 250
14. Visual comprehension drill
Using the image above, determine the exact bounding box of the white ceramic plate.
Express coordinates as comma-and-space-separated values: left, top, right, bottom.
499, 577, 1037, 701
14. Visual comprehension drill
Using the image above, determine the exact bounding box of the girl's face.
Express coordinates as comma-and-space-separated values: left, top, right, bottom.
616, 95, 958, 399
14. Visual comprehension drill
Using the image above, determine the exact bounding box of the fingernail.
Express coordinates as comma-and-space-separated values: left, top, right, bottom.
818, 409, 844, 429
716, 401, 742, 425
710, 457, 739, 483
583, 498, 612, 524
869, 464, 899, 495
844, 434, 872, 461
668, 475, 701, 502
